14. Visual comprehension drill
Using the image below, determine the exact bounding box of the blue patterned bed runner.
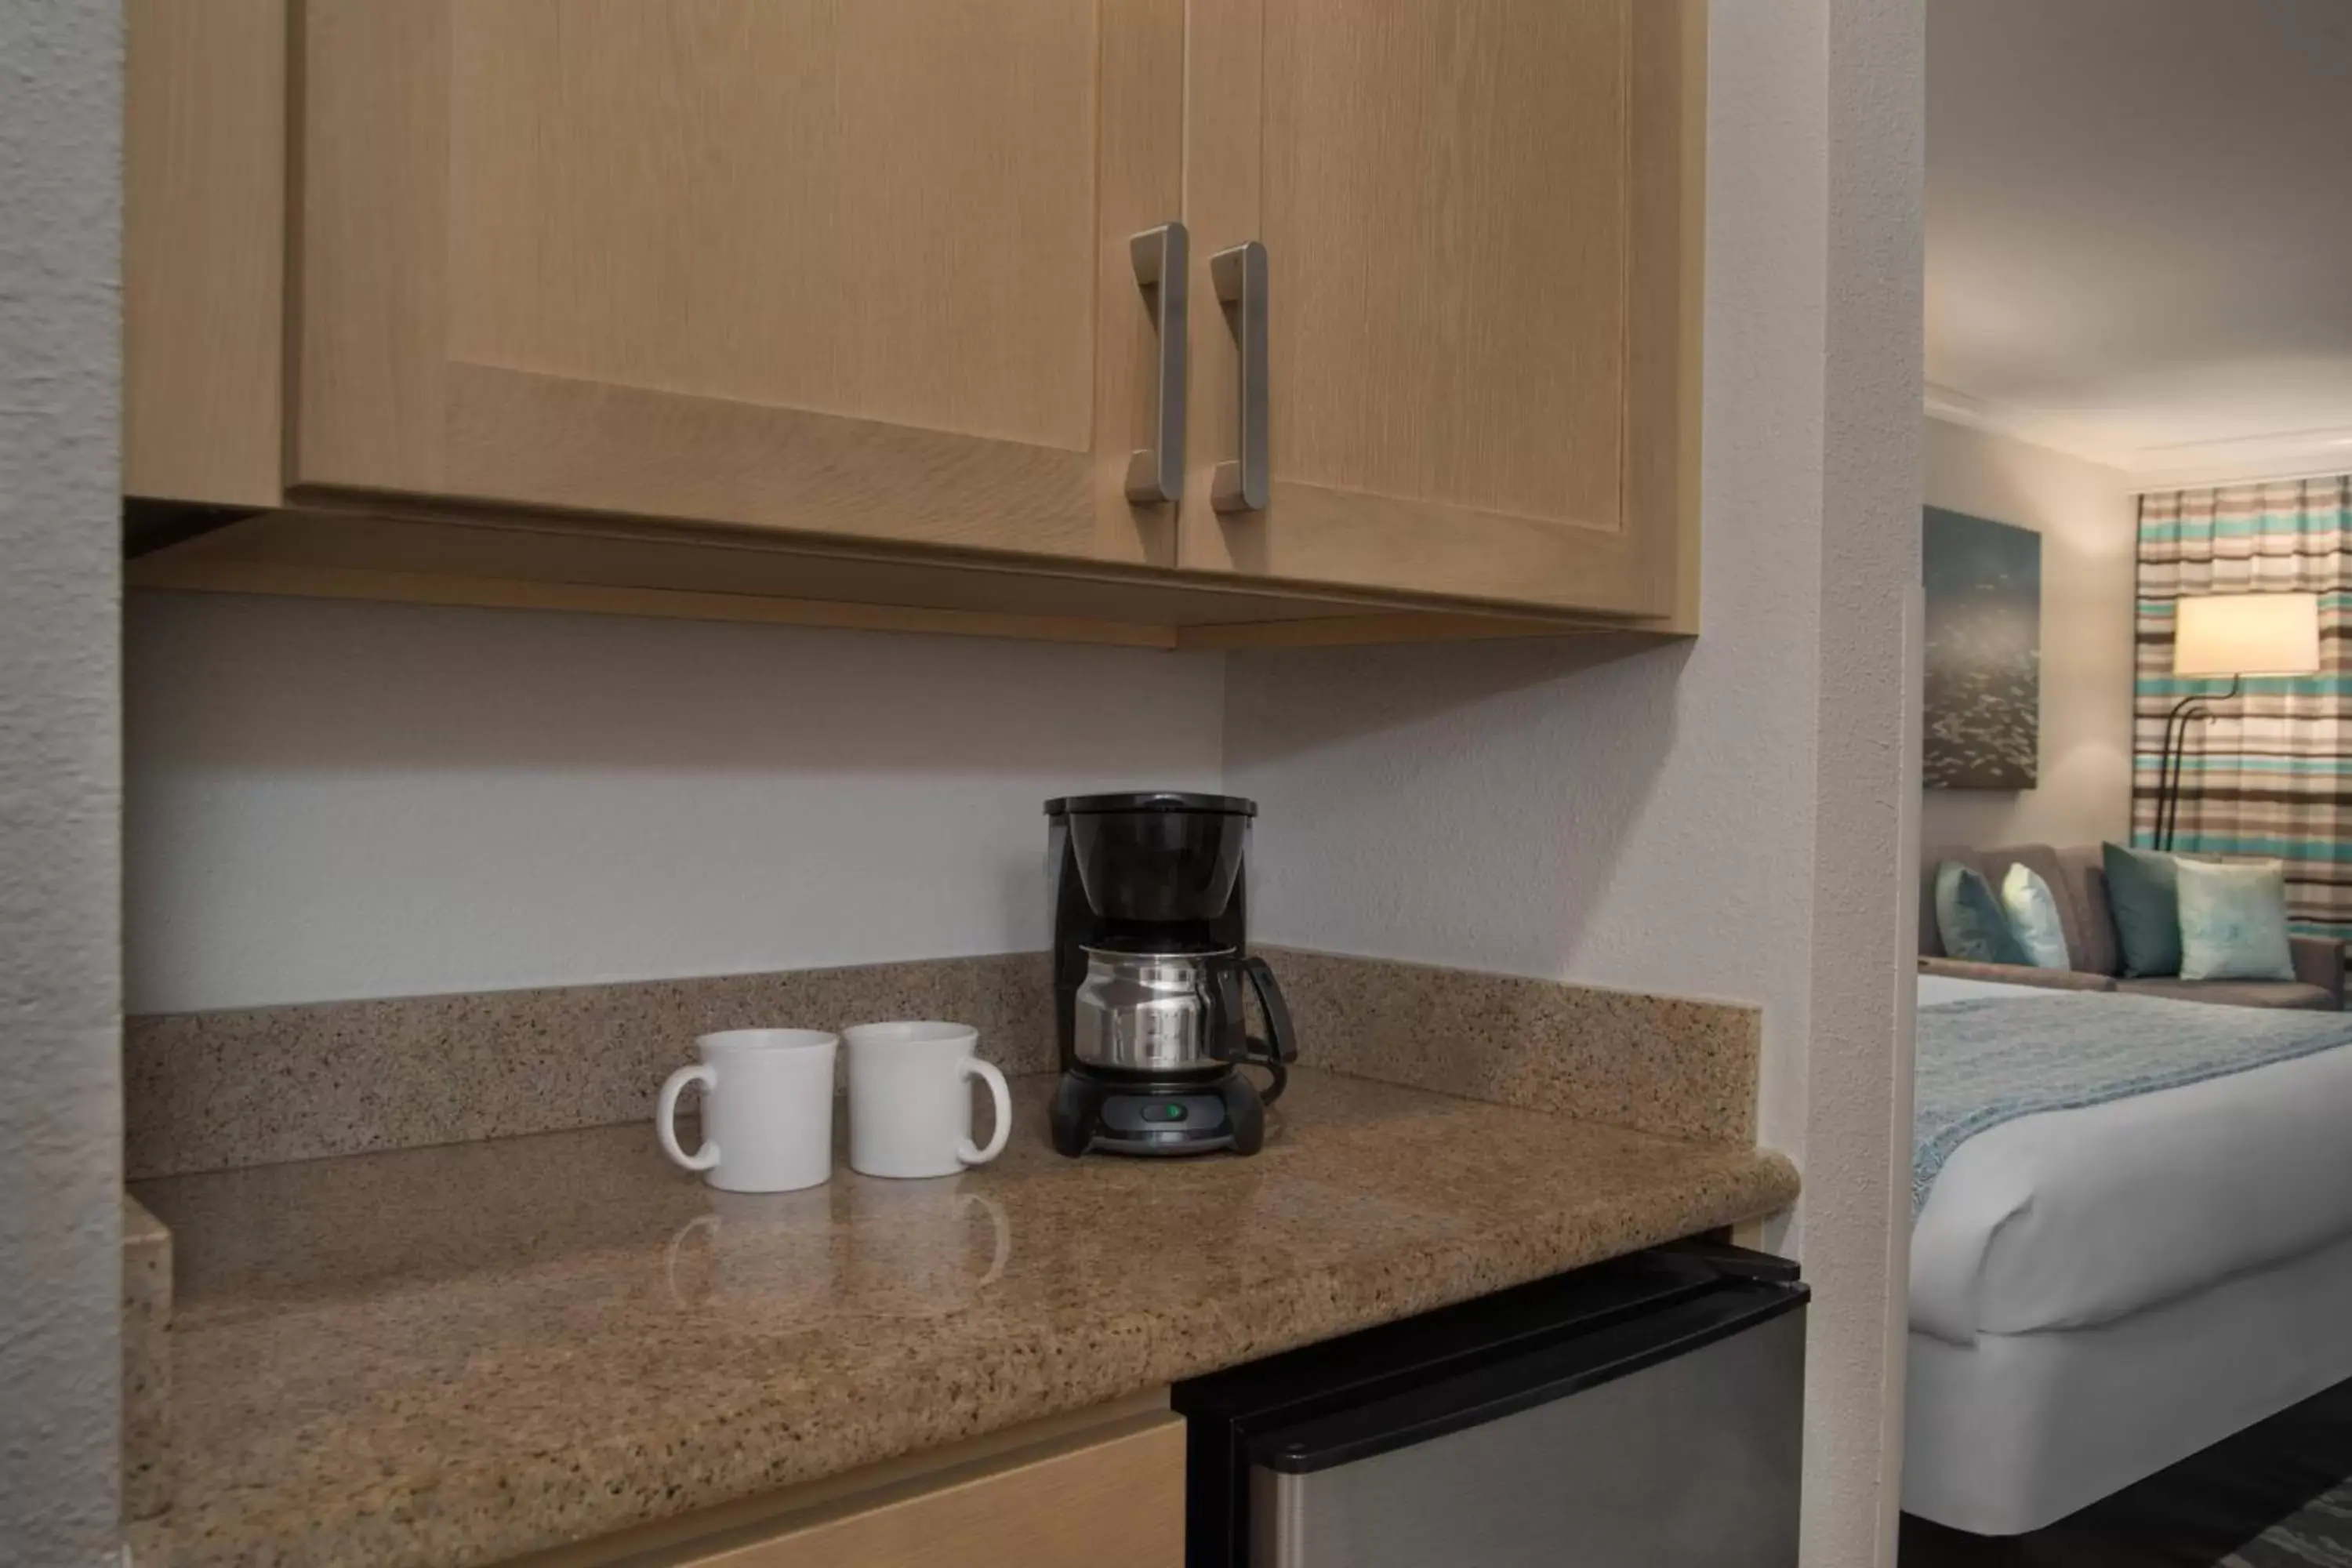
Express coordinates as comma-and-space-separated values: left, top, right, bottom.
1914, 993, 2352, 1216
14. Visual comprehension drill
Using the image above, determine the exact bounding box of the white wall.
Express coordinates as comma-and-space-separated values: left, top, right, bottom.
0, 1, 123, 1559
1226, 1, 1922, 1560
1922, 415, 2136, 849
126, 593, 1225, 1012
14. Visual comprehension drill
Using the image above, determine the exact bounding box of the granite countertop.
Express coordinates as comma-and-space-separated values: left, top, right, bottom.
130, 1069, 1798, 1568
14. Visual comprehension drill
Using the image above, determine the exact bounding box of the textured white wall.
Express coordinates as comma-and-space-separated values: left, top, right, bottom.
1816, 4, 1926, 1558
0, 1, 124, 1559
126, 594, 1226, 1011
1226, 2, 1922, 1560
1920, 416, 2136, 850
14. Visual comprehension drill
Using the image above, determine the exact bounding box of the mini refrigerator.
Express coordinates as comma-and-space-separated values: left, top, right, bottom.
1172, 1243, 1807, 1568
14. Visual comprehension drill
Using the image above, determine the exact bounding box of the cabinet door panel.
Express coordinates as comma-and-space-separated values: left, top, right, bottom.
296, 0, 1183, 567
1268, 1, 1625, 527
673, 1414, 1185, 1568
447, 0, 1095, 453
1181, 0, 1699, 617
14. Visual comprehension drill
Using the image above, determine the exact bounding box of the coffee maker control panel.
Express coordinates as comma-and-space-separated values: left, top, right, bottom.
1101, 1094, 1228, 1134
1049, 1070, 1266, 1156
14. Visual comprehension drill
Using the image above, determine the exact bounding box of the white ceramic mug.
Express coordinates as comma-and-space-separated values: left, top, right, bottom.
656, 1029, 837, 1193
843, 1021, 1012, 1179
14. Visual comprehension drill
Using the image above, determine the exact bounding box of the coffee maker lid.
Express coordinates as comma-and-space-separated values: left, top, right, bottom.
1044, 791, 1257, 817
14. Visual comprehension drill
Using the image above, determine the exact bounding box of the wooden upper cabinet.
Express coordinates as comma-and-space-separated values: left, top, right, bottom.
292, 0, 1188, 568
1178, 0, 1703, 618
129, 0, 1704, 642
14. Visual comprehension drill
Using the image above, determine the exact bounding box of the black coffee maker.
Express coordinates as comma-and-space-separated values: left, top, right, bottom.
1044, 792, 1298, 1156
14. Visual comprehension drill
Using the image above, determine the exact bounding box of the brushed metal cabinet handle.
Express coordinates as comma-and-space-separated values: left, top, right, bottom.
1124, 221, 1189, 505
1210, 239, 1269, 514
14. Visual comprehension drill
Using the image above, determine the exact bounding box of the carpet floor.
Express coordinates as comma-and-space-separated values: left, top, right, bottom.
1901, 1378, 2352, 1568
2230, 1486, 2352, 1568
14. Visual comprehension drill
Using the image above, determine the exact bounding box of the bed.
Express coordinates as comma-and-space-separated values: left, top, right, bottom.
1905, 974, 2352, 1537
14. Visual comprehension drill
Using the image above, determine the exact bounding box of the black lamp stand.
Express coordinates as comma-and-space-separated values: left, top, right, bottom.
2153, 675, 2240, 851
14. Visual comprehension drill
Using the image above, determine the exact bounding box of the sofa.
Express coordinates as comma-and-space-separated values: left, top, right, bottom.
1921, 843, 2347, 1010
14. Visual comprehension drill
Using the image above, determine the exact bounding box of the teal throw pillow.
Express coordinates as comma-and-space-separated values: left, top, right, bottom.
2176, 859, 2296, 982
1999, 863, 2072, 970
1934, 861, 2031, 967
2102, 842, 2181, 978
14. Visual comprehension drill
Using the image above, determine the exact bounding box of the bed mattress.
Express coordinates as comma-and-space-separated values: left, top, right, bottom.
1906, 1229, 2352, 1534
1908, 975, 2352, 1534
1913, 975, 2352, 1343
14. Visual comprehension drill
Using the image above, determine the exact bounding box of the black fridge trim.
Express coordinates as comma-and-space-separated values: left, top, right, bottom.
1244, 1278, 1807, 1475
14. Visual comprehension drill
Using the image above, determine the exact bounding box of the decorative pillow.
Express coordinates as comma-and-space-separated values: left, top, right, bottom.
1934, 862, 2031, 967
2102, 842, 2182, 978
2176, 859, 2296, 982
2000, 863, 2072, 970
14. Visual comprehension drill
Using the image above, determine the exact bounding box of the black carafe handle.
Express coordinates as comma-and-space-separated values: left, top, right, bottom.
1239, 956, 1297, 1105
1211, 960, 1247, 1060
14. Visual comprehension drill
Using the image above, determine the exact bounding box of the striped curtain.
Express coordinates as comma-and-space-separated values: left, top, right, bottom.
2132, 476, 2352, 938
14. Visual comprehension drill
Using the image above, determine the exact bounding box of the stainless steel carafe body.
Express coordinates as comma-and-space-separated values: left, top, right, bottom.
1072, 945, 1294, 1098
1073, 946, 1227, 1074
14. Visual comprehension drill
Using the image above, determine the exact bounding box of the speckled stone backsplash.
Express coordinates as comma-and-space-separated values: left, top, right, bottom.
126, 947, 1761, 1178
125, 955, 1054, 1179
1258, 946, 1761, 1145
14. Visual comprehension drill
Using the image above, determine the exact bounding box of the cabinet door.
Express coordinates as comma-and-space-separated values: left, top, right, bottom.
294, 0, 1186, 568
1180, 0, 1701, 617
672, 1413, 1185, 1568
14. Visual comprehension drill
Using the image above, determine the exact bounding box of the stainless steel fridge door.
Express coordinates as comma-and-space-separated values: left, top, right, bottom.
1249, 1305, 1804, 1568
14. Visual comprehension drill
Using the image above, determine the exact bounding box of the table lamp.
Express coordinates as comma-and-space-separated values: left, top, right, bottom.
2155, 590, 2321, 848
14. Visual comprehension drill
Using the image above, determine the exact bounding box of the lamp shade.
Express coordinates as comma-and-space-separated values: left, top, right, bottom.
2173, 592, 2321, 677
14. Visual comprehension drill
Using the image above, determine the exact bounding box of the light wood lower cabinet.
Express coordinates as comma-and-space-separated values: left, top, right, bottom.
125, 0, 1704, 648
511, 1404, 1184, 1568
683, 1416, 1182, 1568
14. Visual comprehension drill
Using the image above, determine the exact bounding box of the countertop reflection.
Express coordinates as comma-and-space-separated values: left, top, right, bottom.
132, 1069, 1798, 1568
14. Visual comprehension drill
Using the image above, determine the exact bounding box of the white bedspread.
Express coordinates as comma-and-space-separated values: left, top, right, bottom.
1911, 975, 2352, 1344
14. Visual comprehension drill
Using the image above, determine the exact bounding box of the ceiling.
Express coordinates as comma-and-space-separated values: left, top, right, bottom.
1928, 0, 2352, 482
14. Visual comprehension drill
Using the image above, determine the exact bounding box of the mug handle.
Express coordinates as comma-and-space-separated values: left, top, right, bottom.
665, 1213, 718, 1306
656, 1064, 720, 1172
956, 1058, 1013, 1166
956, 1192, 1013, 1287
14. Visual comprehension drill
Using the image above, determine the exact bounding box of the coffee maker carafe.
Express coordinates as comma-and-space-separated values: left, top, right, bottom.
1044, 793, 1298, 1156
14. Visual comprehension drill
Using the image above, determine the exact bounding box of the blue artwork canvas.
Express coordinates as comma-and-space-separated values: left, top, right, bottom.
1923, 507, 2042, 790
